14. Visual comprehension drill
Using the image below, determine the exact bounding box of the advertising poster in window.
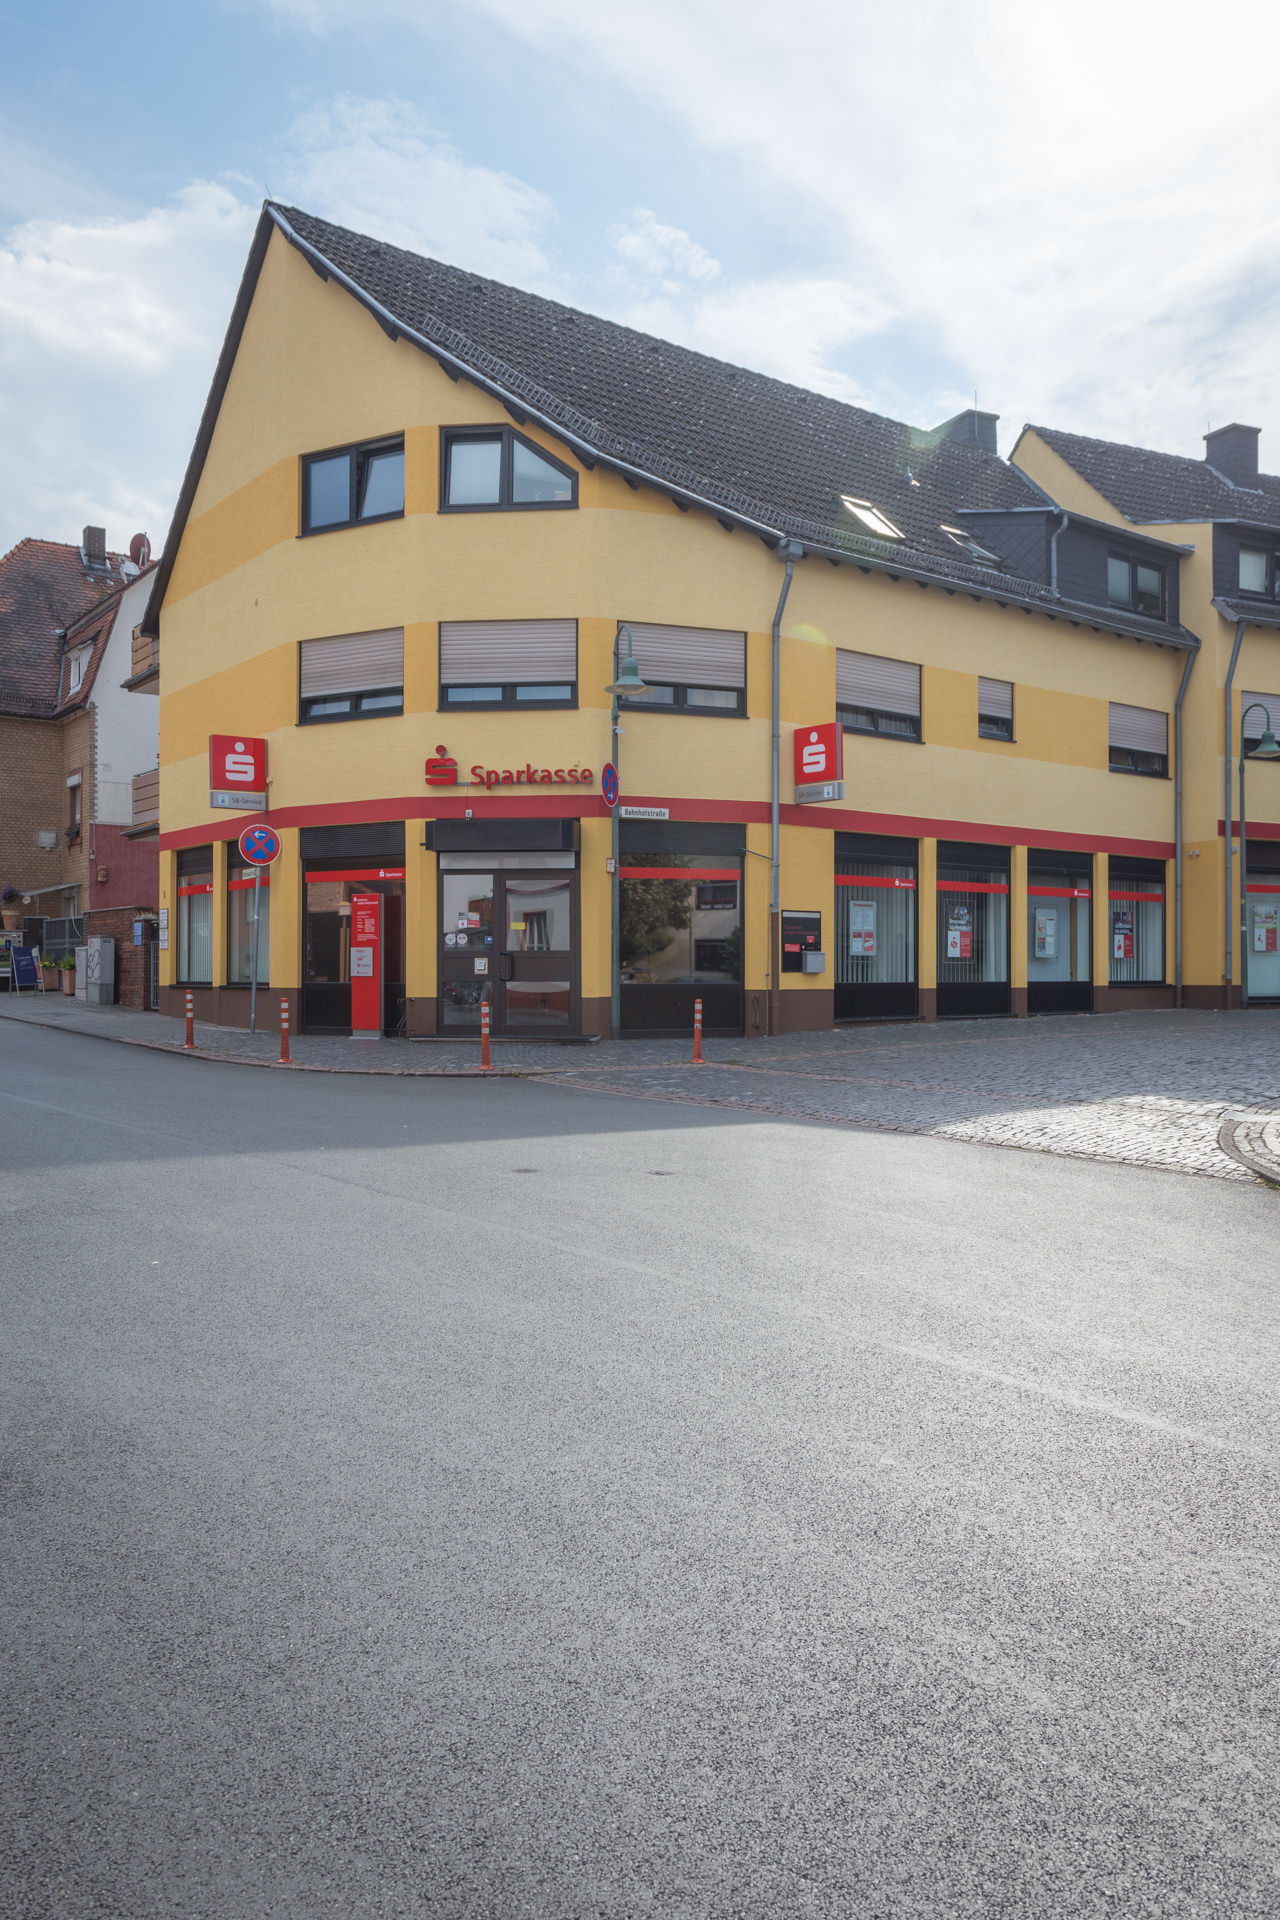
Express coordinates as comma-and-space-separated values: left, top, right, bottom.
1253, 903, 1279, 953
946, 904, 973, 960
848, 901, 876, 956
1034, 909, 1057, 960
1112, 911, 1134, 961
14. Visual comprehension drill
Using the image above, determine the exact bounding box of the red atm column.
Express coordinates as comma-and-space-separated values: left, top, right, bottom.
350, 893, 382, 1035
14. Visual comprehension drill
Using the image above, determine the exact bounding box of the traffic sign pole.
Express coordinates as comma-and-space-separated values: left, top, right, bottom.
250, 864, 262, 1033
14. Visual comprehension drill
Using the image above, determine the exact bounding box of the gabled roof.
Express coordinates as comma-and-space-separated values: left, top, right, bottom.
143, 203, 1198, 651
1023, 424, 1280, 530
0, 538, 129, 718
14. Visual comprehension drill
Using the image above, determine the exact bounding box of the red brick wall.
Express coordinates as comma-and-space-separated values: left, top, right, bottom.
83, 904, 156, 1010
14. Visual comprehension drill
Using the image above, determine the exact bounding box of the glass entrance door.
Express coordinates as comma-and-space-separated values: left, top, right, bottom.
440, 869, 577, 1034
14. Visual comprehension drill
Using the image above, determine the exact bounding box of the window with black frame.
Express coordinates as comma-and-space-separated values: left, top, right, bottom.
176, 845, 214, 984
439, 619, 577, 709
620, 622, 746, 715
441, 428, 576, 511
836, 649, 921, 740
1027, 850, 1092, 1013
302, 437, 404, 533
1108, 702, 1168, 776
618, 822, 744, 1034
1108, 859, 1165, 986
299, 629, 404, 724
1107, 554, 1164, 616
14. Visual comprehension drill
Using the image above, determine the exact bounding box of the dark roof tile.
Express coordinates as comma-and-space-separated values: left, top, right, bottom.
0, 538, 128, 718
1028, 424, 1280, 530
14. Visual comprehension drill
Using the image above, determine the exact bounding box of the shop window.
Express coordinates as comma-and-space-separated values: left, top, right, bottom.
1109, 866, 1164, 984
1245, 866, 1280, 1000
227, 861, 270, 984
299, 629, 404, 724
937, 861, 1009, 985
835, 857, 916, 991
695, 881, 737, 910
176, 846, 214, 984
439, 619, 577, 709
1027, 864, 1091, 987
441, 428, 576, 511
978, 676, 1013, 741
836, 650, 921, 740
1109, 702, 1168, 777
302, 436, 404, 534
1107, 555, 1164, 616
620, 623, 746, 716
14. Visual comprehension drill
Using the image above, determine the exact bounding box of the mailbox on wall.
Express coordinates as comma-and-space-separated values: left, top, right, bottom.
781, 910, 824, 973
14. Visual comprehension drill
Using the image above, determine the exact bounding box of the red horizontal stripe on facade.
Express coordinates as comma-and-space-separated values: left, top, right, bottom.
936, 879, 1009, 894
304, 868, 406, 884
1246, 884, 1280, 893
1028, 886, 1090, 898
620, 866, 738, 881
1108, 890, 1163, 901
154, 793, 1174, 861
834, 874, 916, 889
1219, 820, 1280, 839
227, 875, 271, 891
177, 883, 213, 895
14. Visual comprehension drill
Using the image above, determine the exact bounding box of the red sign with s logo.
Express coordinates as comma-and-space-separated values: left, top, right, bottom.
210, 734, 267, 791
793, 722, 842, 786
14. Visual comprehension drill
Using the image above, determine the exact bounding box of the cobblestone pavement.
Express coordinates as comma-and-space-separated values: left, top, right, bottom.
4, 992, 1279, 1182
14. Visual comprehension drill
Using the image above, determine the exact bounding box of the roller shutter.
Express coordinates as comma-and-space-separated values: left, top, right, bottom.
300, 629, 403, 697
1241, 692, 1280, 743
836, 650, 921, 717
978, 676, 1013, 720
440, 619, 577, 685
624, 623, 746, 689
1108, 702, 1167, 754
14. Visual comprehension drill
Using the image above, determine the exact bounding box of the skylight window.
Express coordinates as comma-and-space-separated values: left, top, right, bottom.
941, 524, 999, 563
840, 497, 904, 541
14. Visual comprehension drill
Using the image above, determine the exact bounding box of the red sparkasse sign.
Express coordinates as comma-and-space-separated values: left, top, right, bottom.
210, 734, 267, 792
794, 722, 842, 787
423, 744, 595, 790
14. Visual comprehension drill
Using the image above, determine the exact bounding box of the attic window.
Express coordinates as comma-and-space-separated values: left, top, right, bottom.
941, 525, 999, 564
442, 428, 576, 512
67, 647, 90, 694
302, 435, 404, 534
840, 497, 904, 541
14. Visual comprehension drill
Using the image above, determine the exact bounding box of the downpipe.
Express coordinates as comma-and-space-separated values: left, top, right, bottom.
1224, 620, 1244, 1007
770, 541, 803, 1037
1173, 643, 1197, 1008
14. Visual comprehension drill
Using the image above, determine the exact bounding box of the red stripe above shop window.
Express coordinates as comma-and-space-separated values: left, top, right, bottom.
1108, 890, 1163, 902
304, 867, 406, 884
177, 883, 214, 896
1246, 884, 1280, 894
620, 866, 739, 881
1028, 886, 1090, 898
936, 879, 1009, 894
227, 875, 271, 891
834, 874, 916, 889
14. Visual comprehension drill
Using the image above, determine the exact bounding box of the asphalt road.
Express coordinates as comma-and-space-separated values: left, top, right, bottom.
3, 1023, 1280, 1919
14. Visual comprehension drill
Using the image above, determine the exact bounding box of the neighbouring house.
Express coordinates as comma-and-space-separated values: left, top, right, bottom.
0, 526, 161, 1006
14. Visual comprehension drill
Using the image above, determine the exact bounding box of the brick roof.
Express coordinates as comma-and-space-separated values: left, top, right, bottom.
1028, 425, 1280, 530
0, 538, 128, 718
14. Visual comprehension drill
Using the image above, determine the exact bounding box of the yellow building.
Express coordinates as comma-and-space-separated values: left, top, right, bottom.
144, 204, 1227, 1040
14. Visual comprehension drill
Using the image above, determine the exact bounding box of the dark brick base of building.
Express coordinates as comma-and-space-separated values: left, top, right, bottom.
85, 907, 156, 1010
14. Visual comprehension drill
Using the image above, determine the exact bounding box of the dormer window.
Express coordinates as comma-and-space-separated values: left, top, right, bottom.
66, 647, 90, 695
441, 428, 576, 511
1107, 555, 1164, 618
302, 436, 404, 534
840, 498, 904, 541
1239, 549, 1273, 596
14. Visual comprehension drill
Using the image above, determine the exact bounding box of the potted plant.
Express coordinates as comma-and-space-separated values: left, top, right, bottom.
41, 957, 59, 991
1, 886, 22, 932
59, 953, 77, 995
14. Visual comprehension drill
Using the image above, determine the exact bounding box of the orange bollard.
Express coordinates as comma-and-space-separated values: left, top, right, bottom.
480, 998, 492, 1069
184, 990, 195, 1050
279, 998, 291, 1065
692, 996, 704, 1064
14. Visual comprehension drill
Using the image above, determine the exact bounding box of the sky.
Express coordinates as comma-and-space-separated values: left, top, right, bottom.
2, 0, 1279, 558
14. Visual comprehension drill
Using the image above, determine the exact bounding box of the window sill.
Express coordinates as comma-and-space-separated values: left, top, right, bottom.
298, 707, 405, 726
630, 704, 747, 719
441, 697, 578, 712
438, 500, 577, 515
298, 511, 405, 538
841, 725, 924, 744
978, 731, 1016, 744
1108, 766, 1170, 779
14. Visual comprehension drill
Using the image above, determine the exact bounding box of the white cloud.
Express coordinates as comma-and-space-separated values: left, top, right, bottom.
279, 97, 557, 285
609, 208, 720, 292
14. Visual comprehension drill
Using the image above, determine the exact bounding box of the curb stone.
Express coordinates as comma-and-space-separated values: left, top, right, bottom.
1216, 1111, 1280, 1186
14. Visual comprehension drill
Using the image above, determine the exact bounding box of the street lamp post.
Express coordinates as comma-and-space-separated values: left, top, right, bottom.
1239, 701, 1280, 1009
606, 624, 651, 1039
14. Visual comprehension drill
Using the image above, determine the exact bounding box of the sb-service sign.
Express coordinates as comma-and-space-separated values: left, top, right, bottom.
238, 824, 281, 866
210, 734, 267, 809
601, 763, 619, 808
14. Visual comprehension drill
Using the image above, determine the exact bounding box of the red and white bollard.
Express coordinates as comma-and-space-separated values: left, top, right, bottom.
692, 995, 704, 1065
279, 997, 291, 1066
184, 990, 195, 1050
480, 998, 492, 1070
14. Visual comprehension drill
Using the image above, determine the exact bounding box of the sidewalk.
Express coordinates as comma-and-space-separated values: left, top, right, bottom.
4, 991, 1280, 1184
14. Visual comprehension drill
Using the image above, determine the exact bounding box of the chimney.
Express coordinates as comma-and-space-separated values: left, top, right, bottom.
932, 409, 1000, 457
1204, 423, 1260, 489
81, 525, 108, 569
